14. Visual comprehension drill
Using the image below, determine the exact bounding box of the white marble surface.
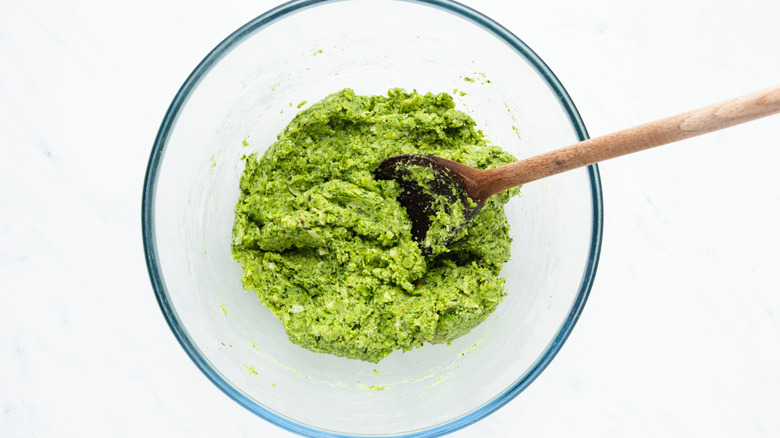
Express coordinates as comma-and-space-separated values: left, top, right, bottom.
2, 0, 779, 436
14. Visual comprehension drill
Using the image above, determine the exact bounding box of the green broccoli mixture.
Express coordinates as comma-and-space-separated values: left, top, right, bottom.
232, 88, 519, 363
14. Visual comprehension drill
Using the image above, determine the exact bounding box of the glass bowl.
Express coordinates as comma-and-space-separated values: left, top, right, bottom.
142, 0, 603, 436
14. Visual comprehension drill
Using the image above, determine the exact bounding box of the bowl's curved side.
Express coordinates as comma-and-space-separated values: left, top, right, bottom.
142, 0, 603, 437
398, 5, 603, 437
141, 1, 339, 436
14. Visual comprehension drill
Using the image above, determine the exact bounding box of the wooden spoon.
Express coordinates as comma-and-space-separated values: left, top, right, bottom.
375, 84, 780, 251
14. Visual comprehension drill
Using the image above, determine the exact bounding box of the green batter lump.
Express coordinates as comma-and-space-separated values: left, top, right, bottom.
232, 88, 519, 363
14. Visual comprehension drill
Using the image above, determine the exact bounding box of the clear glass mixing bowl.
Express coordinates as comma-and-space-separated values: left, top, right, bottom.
142, 0, 603, 436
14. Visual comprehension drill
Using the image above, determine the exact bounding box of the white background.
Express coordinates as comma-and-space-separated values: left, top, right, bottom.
2, 0, 779, 436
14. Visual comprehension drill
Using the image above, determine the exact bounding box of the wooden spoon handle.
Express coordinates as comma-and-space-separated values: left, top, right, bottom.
479, 84, 780, 197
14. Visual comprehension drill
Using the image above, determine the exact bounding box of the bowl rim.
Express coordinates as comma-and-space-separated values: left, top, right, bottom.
142, 0, 603, 436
